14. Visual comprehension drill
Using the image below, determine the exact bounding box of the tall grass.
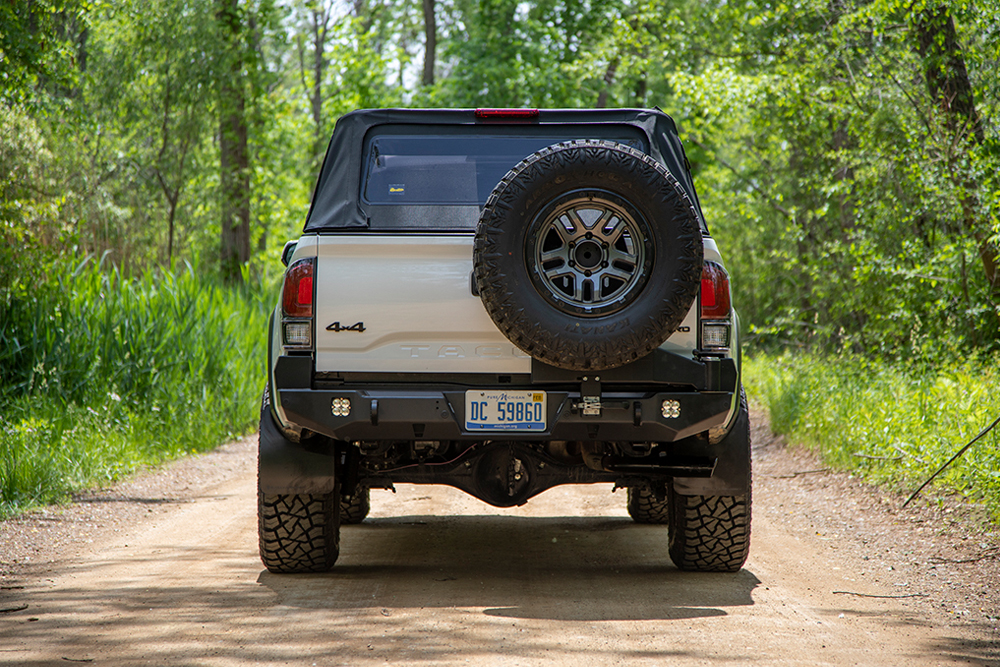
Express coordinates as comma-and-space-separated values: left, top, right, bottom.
745, 352, 1000, 518
0, 258, 272, 517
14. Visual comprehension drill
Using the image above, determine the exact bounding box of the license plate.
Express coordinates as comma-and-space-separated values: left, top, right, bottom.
465, 390, 547, 431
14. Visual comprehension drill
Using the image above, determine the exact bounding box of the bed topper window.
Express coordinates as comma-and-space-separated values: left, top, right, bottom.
361, 124, 648, 208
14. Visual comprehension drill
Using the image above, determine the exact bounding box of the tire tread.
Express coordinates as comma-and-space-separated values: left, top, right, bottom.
340, 487, 370, 524
258, 492, 340, 573
668, 492, 751, 572
626, 487, 670, 524
667, 390, 752, 572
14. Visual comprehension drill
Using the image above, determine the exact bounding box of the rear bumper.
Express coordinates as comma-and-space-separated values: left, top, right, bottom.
262, 352, 749, 499
272, 352, 738, 444
280, 386, 733, 442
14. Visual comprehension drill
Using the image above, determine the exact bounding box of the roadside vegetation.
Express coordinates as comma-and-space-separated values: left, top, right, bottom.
744, 354, 1000, 519
0, 259, 270, 518
1, 0, 998, 518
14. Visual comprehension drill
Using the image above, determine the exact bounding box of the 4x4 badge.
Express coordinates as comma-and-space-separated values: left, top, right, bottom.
326, 321, 366, 332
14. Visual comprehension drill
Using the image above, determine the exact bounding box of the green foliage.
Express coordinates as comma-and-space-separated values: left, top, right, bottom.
320, 17, 401, 123
79, 0, 219, 266
0, 105, 62, 292
7, 0, 1000, 339
745, 352, 1000, 518
4, 0, 1000, 517
249, 92, 313, 262
0, 0, 85, 106
674, 0, 1000, 359
0, 258, 271, 517
437, 0, 623, 107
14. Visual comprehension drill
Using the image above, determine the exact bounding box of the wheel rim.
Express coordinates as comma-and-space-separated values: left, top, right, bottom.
526, 189, 653, 317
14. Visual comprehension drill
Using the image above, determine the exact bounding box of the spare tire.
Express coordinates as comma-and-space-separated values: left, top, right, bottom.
474, 139, 703, 371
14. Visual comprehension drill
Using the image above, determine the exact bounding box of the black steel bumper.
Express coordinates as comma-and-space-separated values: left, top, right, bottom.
261, 350, 748, 499
272, 351, 738, 443
279, 386, 732, 442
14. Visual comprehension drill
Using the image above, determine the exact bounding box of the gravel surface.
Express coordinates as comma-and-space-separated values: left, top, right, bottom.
0, 435, 256, 585
748, 412, 1000, 652
0, 409, 998, 665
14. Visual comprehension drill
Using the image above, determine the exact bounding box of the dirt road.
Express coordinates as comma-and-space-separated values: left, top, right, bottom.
2, 411, 998, 666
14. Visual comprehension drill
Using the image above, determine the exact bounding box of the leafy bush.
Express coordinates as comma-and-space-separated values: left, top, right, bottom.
745, 352, 1000, 519
0, 257, 271, 517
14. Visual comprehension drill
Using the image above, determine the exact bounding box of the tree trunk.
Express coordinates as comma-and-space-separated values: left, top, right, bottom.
914, 5, 984, 144
297, 4, 331, 170
422, 0, 436, 86
218, 0, 250, 284
310, 7, 327, 146
913, 4, 997, 290
353, 0, 376, 35
167, 198, 177, 262
633, 73, 647, 106
595, 58, 618, 108
831, 118, 854, 231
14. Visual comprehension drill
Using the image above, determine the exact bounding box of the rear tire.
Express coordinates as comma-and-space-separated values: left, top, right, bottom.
667, 492, 751, 572
340, 487, 370, 524
667, 391, 751, 572
258, 387, 341, 573
258, 492, 340, 573
626, 487, 670, 524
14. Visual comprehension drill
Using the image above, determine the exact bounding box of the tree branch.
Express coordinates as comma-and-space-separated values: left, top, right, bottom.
684, 135, 795, 221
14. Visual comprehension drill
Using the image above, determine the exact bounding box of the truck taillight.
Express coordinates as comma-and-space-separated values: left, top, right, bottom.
283, 259, 314, 318
701, 262, 730, 319
282, 258, 315, 349
700, 262, 731, 350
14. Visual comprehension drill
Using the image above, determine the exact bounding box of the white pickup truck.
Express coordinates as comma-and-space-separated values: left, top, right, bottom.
259, 108, 751, 574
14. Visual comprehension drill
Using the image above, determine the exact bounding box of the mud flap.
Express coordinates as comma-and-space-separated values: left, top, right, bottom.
671, 390, 751, 496
258, 391, 337, 495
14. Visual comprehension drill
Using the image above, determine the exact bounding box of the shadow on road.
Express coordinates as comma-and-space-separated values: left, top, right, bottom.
8, 508, 994, 665
258, 514, 760, 622
929, 636, 1000, 666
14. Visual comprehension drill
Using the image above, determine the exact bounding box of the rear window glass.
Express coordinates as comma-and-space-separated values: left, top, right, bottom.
361, 124, 649, 207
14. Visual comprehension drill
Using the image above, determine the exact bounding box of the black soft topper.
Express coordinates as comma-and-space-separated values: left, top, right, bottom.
303, 107, 702, 232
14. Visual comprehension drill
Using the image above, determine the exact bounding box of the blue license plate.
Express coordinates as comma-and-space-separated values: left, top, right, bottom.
464, 390, 547, 431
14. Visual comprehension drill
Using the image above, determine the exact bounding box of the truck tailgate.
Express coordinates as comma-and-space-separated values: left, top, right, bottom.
314, 234, 530, 374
